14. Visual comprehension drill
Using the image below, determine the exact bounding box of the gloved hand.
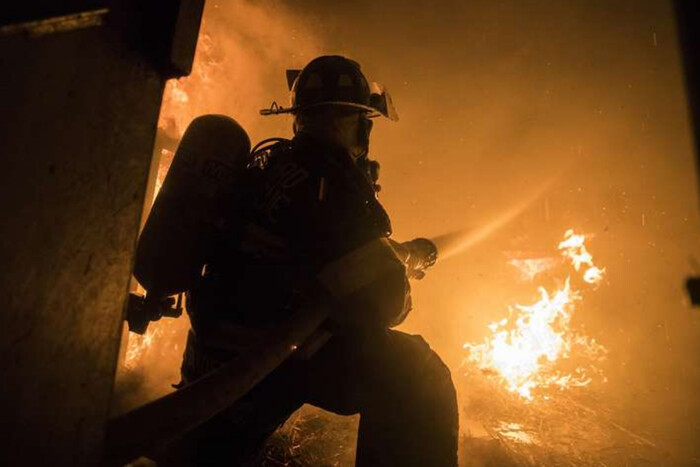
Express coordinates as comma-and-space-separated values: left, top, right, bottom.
391, 238, 438, 280
125, 292, 183, 334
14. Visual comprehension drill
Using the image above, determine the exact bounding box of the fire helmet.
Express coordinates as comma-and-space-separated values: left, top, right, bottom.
261, 55, 398, 121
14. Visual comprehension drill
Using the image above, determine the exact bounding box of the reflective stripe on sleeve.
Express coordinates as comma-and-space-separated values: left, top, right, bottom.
317, 238, 404, 298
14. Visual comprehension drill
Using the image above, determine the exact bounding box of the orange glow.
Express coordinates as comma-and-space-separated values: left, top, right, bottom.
110, 2, 700, 462
507, 257, 559, 282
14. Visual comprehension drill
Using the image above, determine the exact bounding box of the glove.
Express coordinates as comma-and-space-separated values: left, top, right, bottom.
391, 238, 438, 280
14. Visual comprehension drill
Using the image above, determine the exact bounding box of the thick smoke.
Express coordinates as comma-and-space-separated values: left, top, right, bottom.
158, 1, 323, 142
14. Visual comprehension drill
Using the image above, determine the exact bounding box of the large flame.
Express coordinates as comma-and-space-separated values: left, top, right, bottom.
464, 230, 607, 400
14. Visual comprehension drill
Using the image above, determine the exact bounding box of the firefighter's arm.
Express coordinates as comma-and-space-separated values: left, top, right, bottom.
280, 154, 411, 328
317, 238, 412, 328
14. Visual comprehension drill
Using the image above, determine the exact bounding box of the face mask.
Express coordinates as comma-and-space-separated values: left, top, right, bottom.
359, 114, 373, 146
353, 114, 373, 159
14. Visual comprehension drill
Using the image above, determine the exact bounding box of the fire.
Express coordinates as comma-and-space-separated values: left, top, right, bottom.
464, 230, 607, 400
124, 326, 162, 370
558, 229, 606, 285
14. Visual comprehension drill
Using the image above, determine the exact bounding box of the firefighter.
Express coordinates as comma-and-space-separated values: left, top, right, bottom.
163, 56, 458, 466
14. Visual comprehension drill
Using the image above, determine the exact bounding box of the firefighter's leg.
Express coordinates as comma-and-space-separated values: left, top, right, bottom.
304, 329, 459, 467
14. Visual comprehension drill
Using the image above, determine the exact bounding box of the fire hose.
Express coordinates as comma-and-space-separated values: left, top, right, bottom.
105, 238, 421, 465
105, 226, 509, 464
107, 112, 550, 463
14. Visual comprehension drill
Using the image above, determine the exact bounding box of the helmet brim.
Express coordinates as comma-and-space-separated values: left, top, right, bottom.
261, 89, 399, 122
261, 101, 398, 122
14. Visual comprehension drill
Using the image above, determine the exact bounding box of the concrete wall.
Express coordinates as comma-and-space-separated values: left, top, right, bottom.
0, 2, 202, 464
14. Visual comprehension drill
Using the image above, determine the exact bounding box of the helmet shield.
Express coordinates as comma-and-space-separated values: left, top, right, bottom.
369, 82, 399, 121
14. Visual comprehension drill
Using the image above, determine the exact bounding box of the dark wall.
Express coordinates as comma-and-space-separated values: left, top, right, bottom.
0, 2, 202, 464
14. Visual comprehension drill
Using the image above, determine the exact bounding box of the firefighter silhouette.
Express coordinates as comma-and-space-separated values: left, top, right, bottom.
134, 55, 457, 466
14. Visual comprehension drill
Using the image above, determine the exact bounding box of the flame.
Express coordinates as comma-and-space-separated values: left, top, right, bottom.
124, 326, 162, 370
464, 230, 607, 400
558, 229, 606, 285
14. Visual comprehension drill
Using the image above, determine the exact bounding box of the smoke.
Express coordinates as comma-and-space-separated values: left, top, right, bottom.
159, 0, 323, 142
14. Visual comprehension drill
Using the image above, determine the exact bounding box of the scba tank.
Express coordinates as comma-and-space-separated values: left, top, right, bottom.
134, 115, 251, 296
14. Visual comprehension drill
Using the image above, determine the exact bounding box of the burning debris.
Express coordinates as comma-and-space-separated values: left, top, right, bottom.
460, 371, 667, 467
457, 231, 672, 465
463, 230, 608, 400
